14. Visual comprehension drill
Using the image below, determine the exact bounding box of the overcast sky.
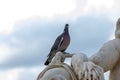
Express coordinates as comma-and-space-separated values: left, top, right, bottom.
0, 0, 120, 80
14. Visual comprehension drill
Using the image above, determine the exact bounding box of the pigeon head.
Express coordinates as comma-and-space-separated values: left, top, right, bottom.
64, 24, 69, 32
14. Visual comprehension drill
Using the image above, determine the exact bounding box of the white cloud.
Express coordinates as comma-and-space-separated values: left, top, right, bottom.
68, 0, 120, 21
0, 44, 11, 63
0, 0, 119, 35
0, 66, 44, 80
87, 0, 114, 8
0, 0, 75, 34
0, 69, 19, 80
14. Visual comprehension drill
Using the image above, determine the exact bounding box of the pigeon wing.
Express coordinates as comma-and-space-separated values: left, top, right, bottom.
47, 33, 63, 57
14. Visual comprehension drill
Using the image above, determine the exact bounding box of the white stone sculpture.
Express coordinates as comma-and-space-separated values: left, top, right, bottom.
37, 52, 104, 80
71, 53, 104, 80
37, 52, 77, 80
89, 18, 120, 80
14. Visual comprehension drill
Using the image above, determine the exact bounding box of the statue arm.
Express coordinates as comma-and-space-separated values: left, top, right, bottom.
89, 40, 119, 72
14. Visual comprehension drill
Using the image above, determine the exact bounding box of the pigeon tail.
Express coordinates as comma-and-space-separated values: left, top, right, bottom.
44, 55, 53, 65
44, 60, 49, 65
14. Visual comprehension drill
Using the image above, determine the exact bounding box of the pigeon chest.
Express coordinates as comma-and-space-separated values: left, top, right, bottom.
58, 34, 70, 51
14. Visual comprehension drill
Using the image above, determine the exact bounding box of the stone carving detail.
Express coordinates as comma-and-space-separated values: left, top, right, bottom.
37, 52, 104, 80
72, 53, 104, 80
37, 52, 77, 80
90, 18, 120, 80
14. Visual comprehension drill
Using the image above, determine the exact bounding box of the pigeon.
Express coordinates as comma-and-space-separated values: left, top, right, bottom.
44, 24, 70, 65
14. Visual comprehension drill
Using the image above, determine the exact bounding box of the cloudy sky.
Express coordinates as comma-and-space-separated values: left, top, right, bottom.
0, 0, 120, 80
